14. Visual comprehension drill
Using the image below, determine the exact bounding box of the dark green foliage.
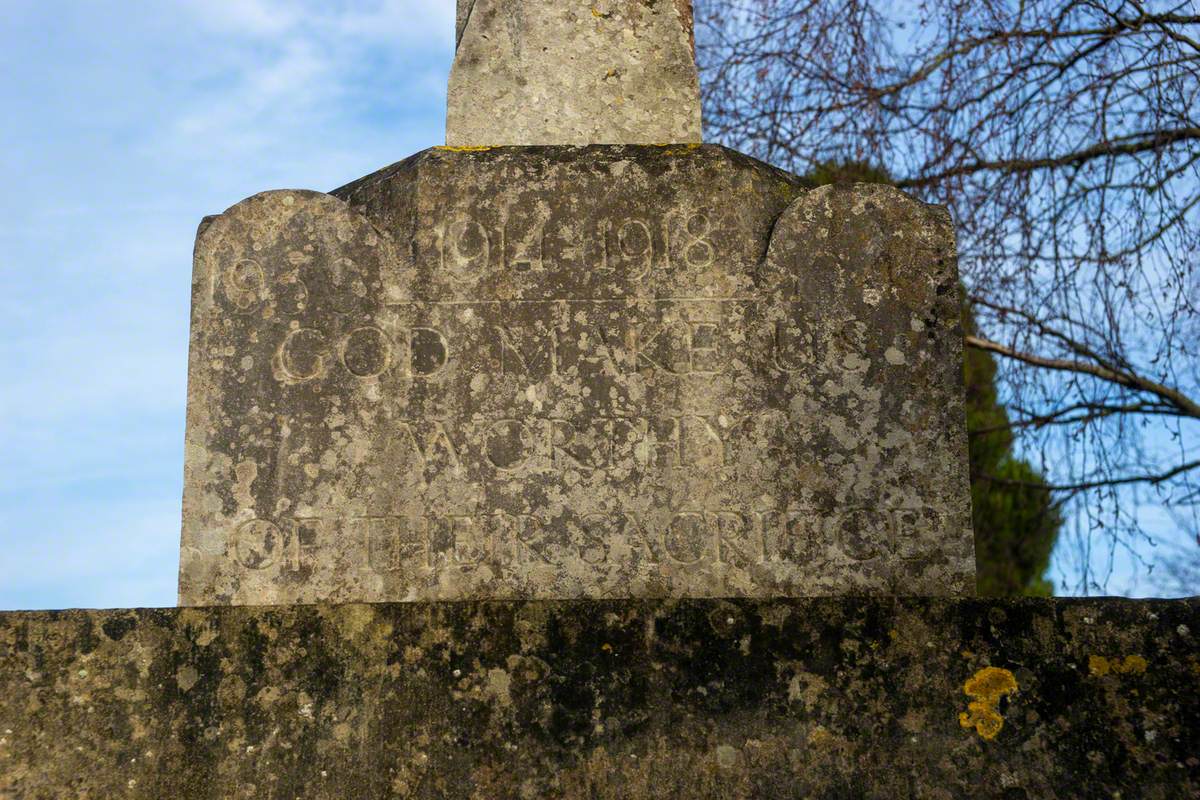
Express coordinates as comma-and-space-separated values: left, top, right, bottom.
961, 311, 1062, 597
798, 159, 894, 187
802, 160, 1062, 596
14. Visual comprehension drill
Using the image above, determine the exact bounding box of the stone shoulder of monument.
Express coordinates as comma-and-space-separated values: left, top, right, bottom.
331, 143, 803, 206
179, 144, 974, 605
2, 597, 1197, 798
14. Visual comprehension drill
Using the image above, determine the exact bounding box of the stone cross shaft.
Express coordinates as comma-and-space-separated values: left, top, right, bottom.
447, 0, 703, 145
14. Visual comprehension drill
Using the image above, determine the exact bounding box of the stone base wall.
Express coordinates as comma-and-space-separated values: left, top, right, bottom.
2, 598, 1197, 798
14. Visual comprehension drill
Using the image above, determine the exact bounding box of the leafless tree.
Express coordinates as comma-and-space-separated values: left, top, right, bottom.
697, 0, 1200, 591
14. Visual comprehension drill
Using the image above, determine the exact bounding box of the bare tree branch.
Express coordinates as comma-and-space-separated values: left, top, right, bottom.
965, 336, 1200, 419
897, 127, 1200, 187
976, 458, 1200, 493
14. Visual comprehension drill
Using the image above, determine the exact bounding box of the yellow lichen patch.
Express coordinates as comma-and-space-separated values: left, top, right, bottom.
1119, 654, 1148, 674
1089, 654, 1148, 676
652, 143, 703, 157
958, 666, 1017, 741
807, 726, 833, 747
434, 145, 496, 153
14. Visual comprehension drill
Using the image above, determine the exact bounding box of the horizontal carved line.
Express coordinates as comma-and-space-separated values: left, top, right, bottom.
384, 297, 765, 305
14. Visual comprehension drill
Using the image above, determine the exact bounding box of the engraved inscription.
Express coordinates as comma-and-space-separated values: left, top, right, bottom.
678, 211, 714, 269
341, 325, 391, 377
277, 327, 328, 381
346, 413, 787, 478
437, 208, 720, 282
496, 325, 559, 378
275, 325, 451, 382
235, 506, 947, 576
258, 300, 912, 388
598, 217, 655, 279
184, 178, 971, 604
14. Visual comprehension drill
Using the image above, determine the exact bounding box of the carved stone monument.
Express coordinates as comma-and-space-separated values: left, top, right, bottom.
178, 2, 974, 605
4, 4, 1196, 798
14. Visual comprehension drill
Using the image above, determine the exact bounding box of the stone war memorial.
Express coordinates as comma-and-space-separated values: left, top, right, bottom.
1, 2, 1197, 797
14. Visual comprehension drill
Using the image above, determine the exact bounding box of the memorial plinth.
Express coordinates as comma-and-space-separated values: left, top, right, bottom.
2, 598, 1197, 798
179, 145, 974, 605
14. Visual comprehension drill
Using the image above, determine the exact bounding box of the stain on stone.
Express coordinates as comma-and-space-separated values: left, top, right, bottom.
75, 615, 98, 655
100, 615, 138, 642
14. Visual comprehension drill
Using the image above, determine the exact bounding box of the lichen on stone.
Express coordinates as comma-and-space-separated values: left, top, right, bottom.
958, 666, 1018, 740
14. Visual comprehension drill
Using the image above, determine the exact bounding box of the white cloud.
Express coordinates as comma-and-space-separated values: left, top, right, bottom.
326, 0, 457, 43
177, 0, 455, 44
176, 0, 303, 36
157, 0, 455, 174
170, 38, 335, 148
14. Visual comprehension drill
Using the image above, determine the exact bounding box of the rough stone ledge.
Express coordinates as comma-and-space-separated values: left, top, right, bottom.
1, 597, 1196, 798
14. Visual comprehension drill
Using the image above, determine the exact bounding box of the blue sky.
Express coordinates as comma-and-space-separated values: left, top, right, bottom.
0, 1, 1188, 609
0, 0, 454, 609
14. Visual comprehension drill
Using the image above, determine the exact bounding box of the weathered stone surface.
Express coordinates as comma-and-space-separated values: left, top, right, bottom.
2, 598, 1197, 798
447, 0, 702, 145
179, 145, 973, 605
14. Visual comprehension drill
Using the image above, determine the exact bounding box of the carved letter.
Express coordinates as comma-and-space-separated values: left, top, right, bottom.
221, 258, 266, 311
711, 511, 761, 568
277, 327, 328, 382
441, 218, 489, 281
761, 510, 817, 564
495, 325, 558, 379
398, 421, 461, 473
231, 518, 280, 570
341, 325, 392, 378
664, 512, 707, 564
356, 515, 423, 573
832, 508, 882, 561
407, 327, 450, 377
485, 418, 536, 471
